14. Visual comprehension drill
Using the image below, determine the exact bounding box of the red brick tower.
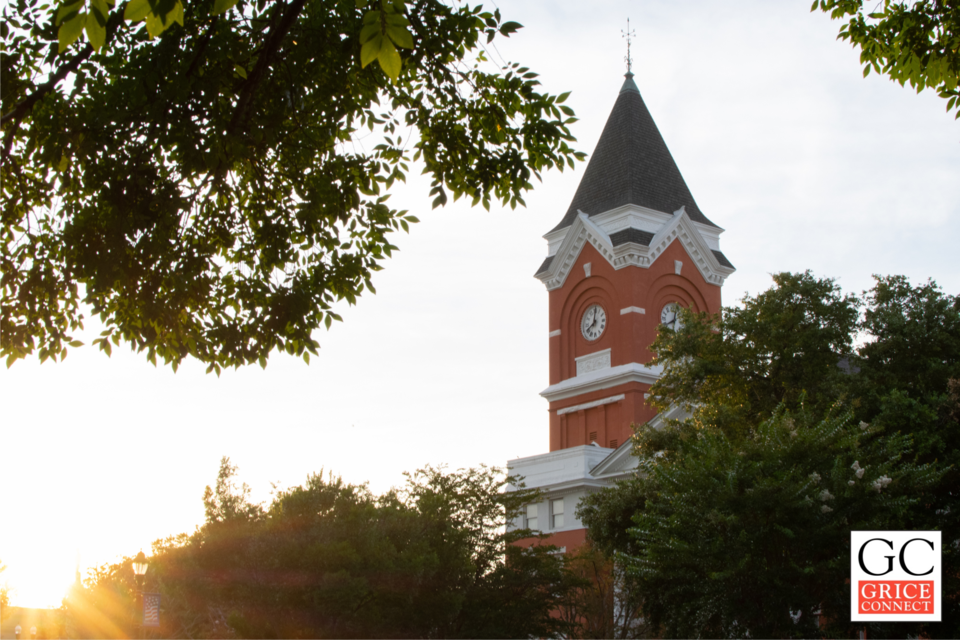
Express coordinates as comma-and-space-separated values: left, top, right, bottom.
508, 72, 735, 549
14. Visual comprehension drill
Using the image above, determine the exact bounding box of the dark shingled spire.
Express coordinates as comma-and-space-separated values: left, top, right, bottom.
551, 73, 717, 232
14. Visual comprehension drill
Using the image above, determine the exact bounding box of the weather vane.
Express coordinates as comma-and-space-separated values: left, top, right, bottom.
622, 18, 636, 74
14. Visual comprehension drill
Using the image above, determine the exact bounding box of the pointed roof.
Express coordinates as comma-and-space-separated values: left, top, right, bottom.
551, 73, 717, 232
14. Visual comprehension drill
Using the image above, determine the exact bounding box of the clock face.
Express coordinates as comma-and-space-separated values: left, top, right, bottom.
660, 303, 683, 331
581, 304, 607, 341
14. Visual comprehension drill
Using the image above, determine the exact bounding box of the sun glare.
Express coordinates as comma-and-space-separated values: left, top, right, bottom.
5, 549, 77, 609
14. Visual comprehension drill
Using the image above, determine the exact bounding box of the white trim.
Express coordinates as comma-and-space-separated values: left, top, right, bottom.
583, 262, 591, 278
620, 306, 645, 315
535, 208, 735, 291
674, 260, 683, 275
575, 348, 611, 376
542, 203, 727, 256
550, 497, 565, 529
556, 394, 625, 416
692, 220, 724, 250
541, 362, 663, 403
588, 440, 637, 479
519, 477, 612, 495
548, 329, 561, 338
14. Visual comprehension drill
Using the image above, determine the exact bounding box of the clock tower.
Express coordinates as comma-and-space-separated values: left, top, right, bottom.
535, 70, 734, 453
508, 71, 735, 549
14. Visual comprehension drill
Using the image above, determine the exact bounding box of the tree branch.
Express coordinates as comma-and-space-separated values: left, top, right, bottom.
227, 0, 308, 137
1, 44, 93, 126
2, 9, 124, 160
1, 44, 93, 161
184, 17, 220, 80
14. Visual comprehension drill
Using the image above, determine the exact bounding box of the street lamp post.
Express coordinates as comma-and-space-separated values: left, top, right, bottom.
132, 551, 149, 639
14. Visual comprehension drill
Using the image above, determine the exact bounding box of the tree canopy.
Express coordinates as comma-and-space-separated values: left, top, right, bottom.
1, 0, 584, 372
579, 272, 960, 638
65, 458, 583, 638
813, 0, 960, 119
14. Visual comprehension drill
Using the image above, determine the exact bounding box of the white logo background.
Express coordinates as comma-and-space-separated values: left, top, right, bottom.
851, 530, 941, 622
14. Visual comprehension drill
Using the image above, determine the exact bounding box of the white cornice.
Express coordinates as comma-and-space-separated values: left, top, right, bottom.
540, 362, 663, 403
591, 204, 674, 237
556, 393, 626, 416
535, 207, 735, 291
543, 204, 726, 256
531, 479, 613, 496
507, 443, 617, 504
543, 204, 677, 255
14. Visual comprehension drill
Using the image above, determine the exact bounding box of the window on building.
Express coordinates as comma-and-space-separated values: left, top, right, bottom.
526, 503, 538, 530
552, 498, 564, 529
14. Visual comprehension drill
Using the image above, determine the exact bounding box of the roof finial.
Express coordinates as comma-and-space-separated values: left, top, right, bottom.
622, 18, 636, 76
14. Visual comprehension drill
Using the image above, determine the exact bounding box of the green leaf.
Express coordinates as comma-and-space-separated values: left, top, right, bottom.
386, 24, 413, 49
89, 0, 109, 23
85, 0, 108, 50
170, 0, 183, 26
377, 37, 401, 79
234, 64, 247, 79
212, 0, 239, 16
499, 21, 522, 36
556, 91, 571, 104
57, 0, 85, 24
123, 0, 150, 22
360, 22, 380, 43
360, 32, 382, 68
145, 12, 162, 36
58, 12, 86, 52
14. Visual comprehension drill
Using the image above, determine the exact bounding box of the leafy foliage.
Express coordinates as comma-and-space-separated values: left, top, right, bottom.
647, 271, 860, 433
63, 556, 143, 639
851, 275, 960, 638
627, 404, 941, 638
68, 458, 579, 638
1, 0, 584, 372
580, 273, 960, 638
812, 0, 960, 118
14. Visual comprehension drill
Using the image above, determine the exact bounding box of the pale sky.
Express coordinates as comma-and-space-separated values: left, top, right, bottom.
2, 0, 958, 609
